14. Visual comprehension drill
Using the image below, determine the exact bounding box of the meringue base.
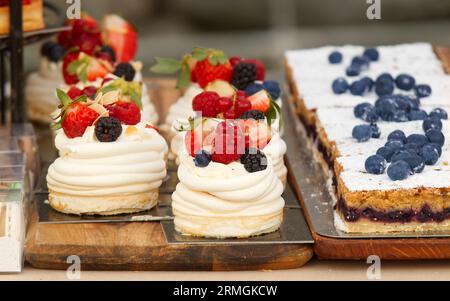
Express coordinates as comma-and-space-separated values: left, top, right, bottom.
48, 189, 159, 216
173, 209, 284, 238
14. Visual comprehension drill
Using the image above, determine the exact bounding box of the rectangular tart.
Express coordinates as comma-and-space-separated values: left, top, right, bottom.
285, 43, 450, 233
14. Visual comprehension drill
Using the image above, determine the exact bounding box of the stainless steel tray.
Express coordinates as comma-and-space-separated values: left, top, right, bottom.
283, 87, 450, 239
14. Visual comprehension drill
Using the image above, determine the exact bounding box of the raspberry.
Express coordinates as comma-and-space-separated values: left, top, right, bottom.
67, 86, 83, 99
235, 99, 252, 117
211, 121, 245, 164
232, 62, 257, 90
82, 86, 97, 98
95, 117, 122, 142
229, 56, 241, 67
105, 101, 141, 125
192, 91, 220, 118
217, 97, 233, 113
240, 148, 268, 173
62, 51, 80, 84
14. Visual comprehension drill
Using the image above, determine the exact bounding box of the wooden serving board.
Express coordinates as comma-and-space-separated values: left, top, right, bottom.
285, 46, 450, 260
24, 78, 313, 271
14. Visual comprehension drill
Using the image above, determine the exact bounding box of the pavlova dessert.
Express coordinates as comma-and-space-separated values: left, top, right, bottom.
46, 86, 167, 215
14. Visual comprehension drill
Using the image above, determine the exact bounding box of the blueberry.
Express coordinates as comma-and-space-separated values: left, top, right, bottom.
387, 160, 411, 181
391, 150, 412, 163
387, 130, 406, 143
406, 97, 421, 111
391, 151, 425, 173
360, 76, 374, 92
41, 41, 57, 57
365, 155, 387, 175
346, 65, 361, 77
392, 95, 411, 112
376, 73, 394, 85
363, 48, 379, 61
262, 80, 281, 99
354, 102, 372, 118
375, 81, 394, 96
423, 117, 443, 132
49, 44, 66, 62
370, 123, 381, 138
392, 110, 409, 122
420, 144, 440, 165
408, 109, 428, 121
425, 129, 445, 146
429, 108, 448, 120
352, 124, 372, 142
404, 143, 420, 155
375, 96, 398, 121
362, 107, 379, 123
385, 140, 404, 151
414, 84, 432, 98
350, 80, 366, 96
351, 56, 370, 70
328, 51, 343, 64
406, 134, 429, 147
376, 146, 395, 162
245, 83, 263, 96
194, 150, 212, 167
332, 77, 349, 94
395, 74, 415, 91
427, 143, 442, 156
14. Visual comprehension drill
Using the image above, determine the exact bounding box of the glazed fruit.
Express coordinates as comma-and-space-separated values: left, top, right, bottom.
95, 117, 123, 142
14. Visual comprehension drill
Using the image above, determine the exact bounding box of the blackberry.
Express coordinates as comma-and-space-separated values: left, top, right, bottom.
238, 110, 265, 120
232, 62, 257, 90
41, 41, 65, 62
113, 62, 136, 81
41, 41, 57, 57
100, 45, 116, 62
95, 117, 122, 142
240, 148, 267, 173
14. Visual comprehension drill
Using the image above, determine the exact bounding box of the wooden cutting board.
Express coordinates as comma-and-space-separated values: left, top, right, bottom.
24, 78, 313, 271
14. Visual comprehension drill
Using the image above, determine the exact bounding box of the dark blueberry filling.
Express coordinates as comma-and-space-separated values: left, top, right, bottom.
337, 198, 450, 223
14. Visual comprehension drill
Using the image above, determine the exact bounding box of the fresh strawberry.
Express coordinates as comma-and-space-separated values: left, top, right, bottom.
105, 101, 141, 125
192, 59, 232, 88
102, 14, 138, 63
211, 121, 245, 164
192, 91, 221, 118
67, 86, 83, 99
243, 59, 265, 81
247, 90, 271, 113
61, 102, 99, 138
86, 57, 110, 81
185, 129, 202, 157
239, 119, 271, 149
62, 51, 80, 84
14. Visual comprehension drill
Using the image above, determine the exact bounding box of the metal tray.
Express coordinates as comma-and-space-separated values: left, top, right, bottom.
283, 87, 450, 239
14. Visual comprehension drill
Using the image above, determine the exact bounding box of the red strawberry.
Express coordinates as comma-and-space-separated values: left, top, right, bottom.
243, 59, 265, 81
105, 101, 141, 125
211, 121, 245, 164
102, 15, 138, 62
192, 59, 232, 88
67, 86, 83, 99
62, 51, 80, 84
61, 102, 99, 138
239, 119, 271, 149
86, 58, 110, 82
247, 90, 271, 113
185, 130, 202, 157
192, 91, 221, 118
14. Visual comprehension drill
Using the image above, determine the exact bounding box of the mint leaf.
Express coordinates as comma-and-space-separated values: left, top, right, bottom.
176, 64, 191, 89
150, 57, 182, 74
192, 48, 207, 61
209, 56, 218, 66
130, 89, 143, 109
217, 53, 228, 65
67, 60, 82, 75
56, 88, 72, 108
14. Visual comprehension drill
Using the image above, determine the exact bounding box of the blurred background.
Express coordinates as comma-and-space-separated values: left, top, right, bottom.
26, 0, 450, 75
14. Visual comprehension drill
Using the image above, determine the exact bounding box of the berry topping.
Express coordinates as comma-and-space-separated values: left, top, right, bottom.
351, 56, 370, 70
385, 140, 404, 151
365, 155, 386, 175
376, 73, 394, 84
375, 81, 394, 96
425, 129, 445, 146
229, 56, 241, 67
429, 108, 448, 120
391, 151, 425, 174
376, 147, 395, 162
63, 52, 112, 84
352, 124, 372, 142
113, 62, 136, 81
211, 121, 245, 164
423, 117, 443, 132
62, 51, 81, 85
98, 45, 117, 63
238, 110, 265, 120
240, 148, 268, 173
387, 130, 406, 143
245, 83, 264, 96
192, 91, 221, 118
232, 62, 257, 90
332, 77, 349, 94
406, 134, 428, 147
57, 14, 102, 52
354, 103, 372, 118
102, 14, 138, 62
194, 150, 212, 167
395, 74, 415, 91
234, 98, 252, 117
53, 89, 99, 138
414, 84, 432, 98
105, 101, 141, 125
247, 90, 271, 113
345, 65, 360, 77
328, 51, 343, 64
67, 86, 83, 99
217, 97, 234, 113
95, 117, 122, 142
350, 80, 366, 96
370, 123, 381, 138
262, 80, 281, 100
363, 48, 379, 61
242, 59, 265, 81
408, 109, 428, 121
420, 144, 440, 165
41, 41, 66, 63
387, 160, 411, 181
82, 86, 97, 98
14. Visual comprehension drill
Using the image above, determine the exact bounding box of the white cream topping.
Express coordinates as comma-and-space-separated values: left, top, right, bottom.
285, 42, 450, 192
47, 122, 168, 197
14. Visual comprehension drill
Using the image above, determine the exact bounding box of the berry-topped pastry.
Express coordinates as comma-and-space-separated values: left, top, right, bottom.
46, 87, 167, 215
25, 14, 158, 125
151, 47, 283, 140
171, 119, 285, 238
0, 0, 44, 35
